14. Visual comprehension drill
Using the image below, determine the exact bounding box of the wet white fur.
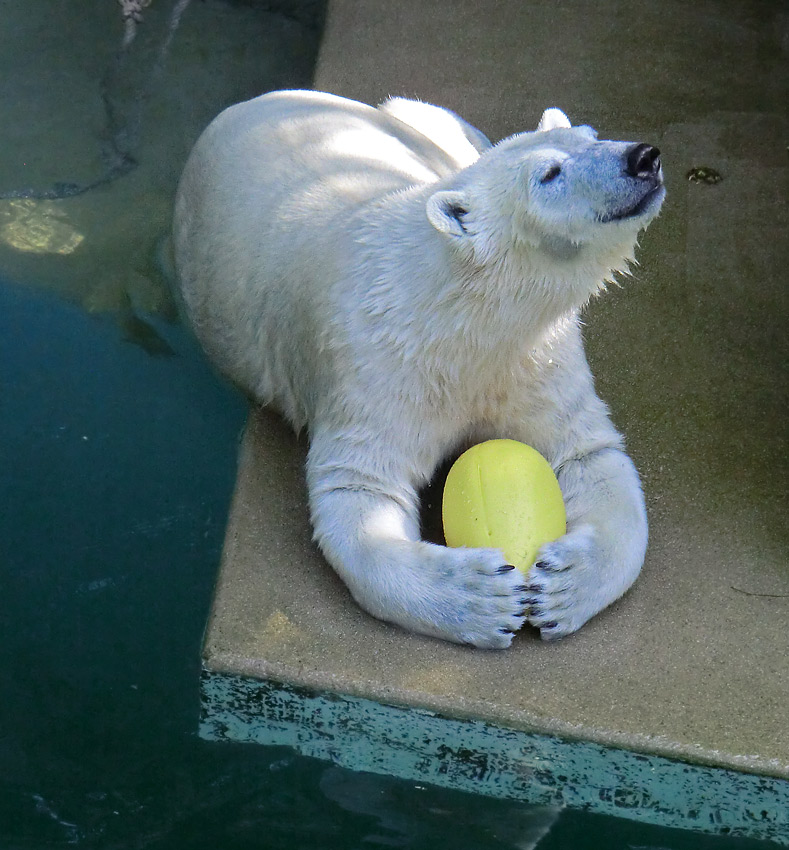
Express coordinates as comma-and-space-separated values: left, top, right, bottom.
174, 90, 664, 647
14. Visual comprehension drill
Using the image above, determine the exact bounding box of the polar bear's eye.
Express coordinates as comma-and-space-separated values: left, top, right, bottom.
540, 165, 562, 183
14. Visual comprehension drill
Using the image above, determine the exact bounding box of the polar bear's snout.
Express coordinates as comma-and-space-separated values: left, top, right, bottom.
593, 141, 664, 224
626, 143, 661, 179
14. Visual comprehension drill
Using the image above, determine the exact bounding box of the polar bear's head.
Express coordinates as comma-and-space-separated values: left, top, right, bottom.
426, 108, 665, 285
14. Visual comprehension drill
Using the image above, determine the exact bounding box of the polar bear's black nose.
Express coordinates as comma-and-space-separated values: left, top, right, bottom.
626, 144, 661, 178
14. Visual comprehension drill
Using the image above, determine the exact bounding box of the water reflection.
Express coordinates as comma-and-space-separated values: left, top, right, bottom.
0, 0, 320, 324
0, 199, 85, 255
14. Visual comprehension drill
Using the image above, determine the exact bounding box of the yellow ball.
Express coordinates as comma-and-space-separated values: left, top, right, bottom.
442, 439, 566, 574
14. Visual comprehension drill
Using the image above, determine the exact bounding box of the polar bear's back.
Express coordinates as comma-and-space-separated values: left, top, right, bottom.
174, 90, 469, 421
177, 91, 464, 244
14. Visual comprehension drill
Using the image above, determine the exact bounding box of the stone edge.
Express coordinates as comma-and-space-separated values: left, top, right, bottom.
202, 648, 789, 783
200, 669, 789, 845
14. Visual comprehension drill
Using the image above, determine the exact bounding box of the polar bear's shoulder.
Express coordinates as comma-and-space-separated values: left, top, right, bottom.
377, 97, 492, 168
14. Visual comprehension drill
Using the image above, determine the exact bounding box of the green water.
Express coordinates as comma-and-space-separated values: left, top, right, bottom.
0, 1, 782, 847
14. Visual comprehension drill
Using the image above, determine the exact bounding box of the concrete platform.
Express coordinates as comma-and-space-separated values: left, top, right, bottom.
199, 0, 789, 842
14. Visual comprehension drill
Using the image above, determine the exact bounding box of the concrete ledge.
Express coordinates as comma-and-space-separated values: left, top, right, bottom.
204, 410, 789, 777
199, 0, 789, 843
201, 410, 789, 843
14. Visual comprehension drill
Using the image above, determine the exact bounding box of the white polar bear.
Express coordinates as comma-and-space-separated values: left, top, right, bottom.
174, 90, 665, 648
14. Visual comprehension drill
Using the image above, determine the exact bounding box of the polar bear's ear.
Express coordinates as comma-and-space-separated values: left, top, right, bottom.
426, 190, 470, 238
537, 108, 571, 132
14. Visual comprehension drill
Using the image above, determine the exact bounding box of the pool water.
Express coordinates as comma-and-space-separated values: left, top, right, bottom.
0, 1, 780, 847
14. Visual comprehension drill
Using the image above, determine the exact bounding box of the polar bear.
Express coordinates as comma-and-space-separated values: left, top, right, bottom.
174, 90, 664, 648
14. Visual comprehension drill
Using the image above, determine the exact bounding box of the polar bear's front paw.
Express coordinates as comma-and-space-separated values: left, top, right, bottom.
523, 525, 606, 641
425, 548, 530, 649
360, 544, 530, 650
